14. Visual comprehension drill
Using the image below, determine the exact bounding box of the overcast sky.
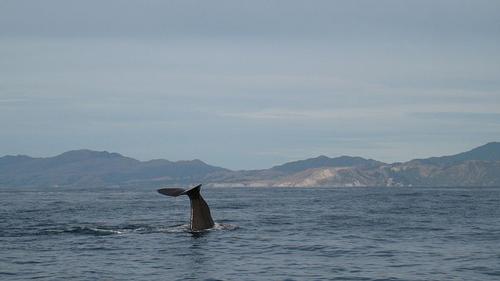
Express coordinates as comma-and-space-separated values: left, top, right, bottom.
1, 0, 499, 169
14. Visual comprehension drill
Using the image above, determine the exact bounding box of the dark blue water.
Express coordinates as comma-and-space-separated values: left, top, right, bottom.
1, 186, 500, 280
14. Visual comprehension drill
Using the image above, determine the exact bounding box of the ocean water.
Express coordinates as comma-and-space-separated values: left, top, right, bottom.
1, 186, 499, 281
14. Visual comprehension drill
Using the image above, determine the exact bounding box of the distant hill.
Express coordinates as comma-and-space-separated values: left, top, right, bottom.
411, 142, 500, 166
270, 155, 384, 174
0, 150, 228, 188
1, 143, 500, 188
209, 142, 500, 187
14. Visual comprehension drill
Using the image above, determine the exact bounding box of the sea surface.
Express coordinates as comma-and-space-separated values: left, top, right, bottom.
1, 186, 500, 280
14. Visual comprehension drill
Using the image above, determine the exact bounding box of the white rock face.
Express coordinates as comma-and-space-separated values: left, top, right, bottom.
273, 167, 357, 187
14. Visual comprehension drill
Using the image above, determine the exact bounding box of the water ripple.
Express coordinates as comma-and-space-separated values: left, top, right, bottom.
1, 186, 499, 280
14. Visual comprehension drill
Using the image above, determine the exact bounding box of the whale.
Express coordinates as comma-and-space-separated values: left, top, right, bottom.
157, 184, 214, 231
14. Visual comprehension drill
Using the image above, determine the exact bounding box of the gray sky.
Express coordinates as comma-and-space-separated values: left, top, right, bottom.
1, 0, 499, 169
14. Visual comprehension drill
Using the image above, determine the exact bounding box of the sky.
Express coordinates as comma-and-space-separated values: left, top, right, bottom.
1, 0, 499, 169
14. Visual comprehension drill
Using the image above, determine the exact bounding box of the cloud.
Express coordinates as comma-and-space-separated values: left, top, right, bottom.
411, 112, 500, 123
0, 1, 499, 168
0, 98, 28, 104
218, 108, 400, 121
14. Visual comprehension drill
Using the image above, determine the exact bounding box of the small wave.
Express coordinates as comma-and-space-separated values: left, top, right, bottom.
34, 222, 238, 237
212, 222, 239, 231
13, 260, 43, 265
395, 226, 447, 232
64, 226, 124, 236
162, 222, 239, 234
394, 192, 423, 197
36, 225, 124, 236
155, 224, 191, 233
153, 222, 239, 234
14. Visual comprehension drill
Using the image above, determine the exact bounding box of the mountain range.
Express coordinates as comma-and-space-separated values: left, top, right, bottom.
1, 142, 499, 188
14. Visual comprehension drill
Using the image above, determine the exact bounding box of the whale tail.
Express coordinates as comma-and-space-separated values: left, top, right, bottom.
157, 184, 215, 231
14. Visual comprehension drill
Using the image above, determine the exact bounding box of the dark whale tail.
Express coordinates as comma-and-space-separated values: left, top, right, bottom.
157, 184, 215, 231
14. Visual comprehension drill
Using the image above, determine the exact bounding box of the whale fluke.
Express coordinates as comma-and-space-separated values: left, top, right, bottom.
158, 188, 186, 197
157, 184, 215, 231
